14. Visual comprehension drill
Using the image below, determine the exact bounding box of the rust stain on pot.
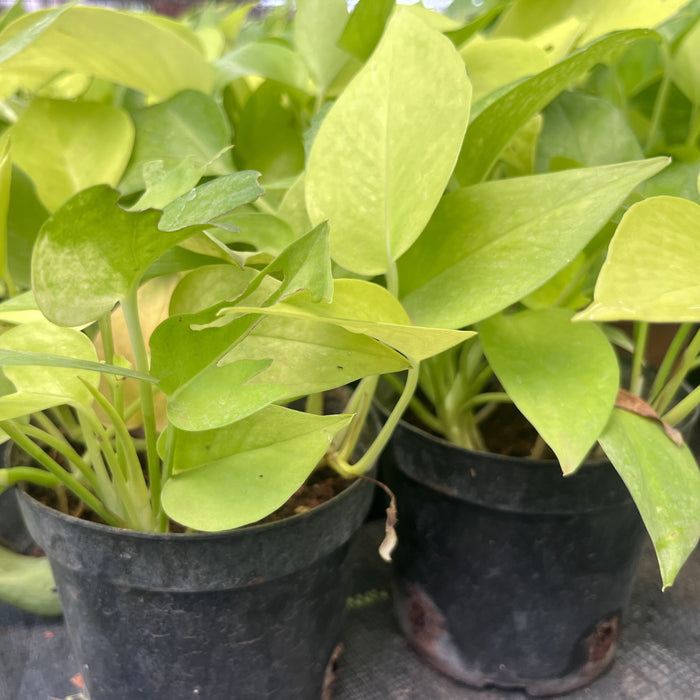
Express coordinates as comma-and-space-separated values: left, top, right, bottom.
406, 584, 446, 645
586, 616, 619, 663
321, 643, 343, 700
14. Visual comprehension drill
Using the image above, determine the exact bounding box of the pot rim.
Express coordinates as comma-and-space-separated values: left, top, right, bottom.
16, 468, 368, 542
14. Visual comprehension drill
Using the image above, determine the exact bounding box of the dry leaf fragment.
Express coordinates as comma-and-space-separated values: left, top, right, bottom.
615, 388, 683, 446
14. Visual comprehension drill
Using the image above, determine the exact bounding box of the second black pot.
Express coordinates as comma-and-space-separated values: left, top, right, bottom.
383, 420, 648, 696
18, 474, 374, 700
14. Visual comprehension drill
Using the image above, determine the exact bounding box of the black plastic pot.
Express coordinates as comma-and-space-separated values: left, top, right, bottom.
383, 420, 651, 696
17, 475, 374, 700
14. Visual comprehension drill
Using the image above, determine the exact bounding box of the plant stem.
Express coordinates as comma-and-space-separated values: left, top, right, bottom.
121, 287, 162, 528
0, 467, 60, 489
384, 256, 399, 299
75, 410, 121, 515
631, 322, 649, 396
655, 328, 700, 414
331, 362, 420, 476
383, 373, 444, 435
19, 423, 99, 493
649, 323, 693, 403
646, 45, 671, 152
305, 392, 324, 415
662, 383, 700, 426
0, 420, 122, 527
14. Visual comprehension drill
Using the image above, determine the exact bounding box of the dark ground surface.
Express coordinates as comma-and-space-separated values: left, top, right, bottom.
0, 521, 698, 700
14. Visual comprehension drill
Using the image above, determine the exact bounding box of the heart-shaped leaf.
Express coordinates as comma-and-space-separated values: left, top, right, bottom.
0, 6, 212, 100
1, 320, 100, 405
157, 171, 264, 231
120, 89, 233, 195
577, 196, 700, 322
479, 308, 619, 473
10, 98, 134, 211
294, 0, 350, 93
305, 8, 470, 275
32, 186, 185, 326
161, 406, 353, 530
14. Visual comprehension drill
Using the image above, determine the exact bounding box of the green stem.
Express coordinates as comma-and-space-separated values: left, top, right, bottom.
462, 391, 511, 413
305, 393, 324, 415
48, 406, 82, 443
662, 383, 700, 426
0, 466, 60, 490
19, 423, 99, 493
161, 424, 176, 488
80, 382, 154, 532
34, 411, 70, 444
121, 287, 162, 527
655, 328, 700, 414
384, 373, 443, 435
631, 322, 649, 396
384, 256, 399, 299
75, 410, 120, 514
646, 45, 671, 152
337, 377, 380, 462
0, 420, 122, 527
99, 313, 116, 365
332, 363, 420, 476
649, 323, 693, 403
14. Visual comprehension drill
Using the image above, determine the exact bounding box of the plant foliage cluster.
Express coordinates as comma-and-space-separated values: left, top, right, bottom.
0, 0, 699, 611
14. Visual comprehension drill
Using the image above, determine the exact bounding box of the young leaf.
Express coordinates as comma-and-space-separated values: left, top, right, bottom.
10, 98, 134, 211
599, 408, 700, 589
305, 8, 470, 275
338, 0, 395, 62
166, 314, 409, 431
229, 278, 474, 362
233, 81, 305, 184
6, 165, 49, 288
161, 406, 353, 531
237, 222, 333, 306
399, 158, 669, 329
32, 186, 186, 326
0, 1, 72, 65
673, 17, 700, 103
120, 89, 233, 195
215, 41, 311, 92
455, 29, 655, 185
1, 321, 100, 405
460, 36, 550, 104
536, 91, 643, 171
577, 196, 700, 322
0, 6, 212, 100
157, 171, 264, 231
494, 0, 688, 48
294, 0, 350, 94
479, 309, 619, 473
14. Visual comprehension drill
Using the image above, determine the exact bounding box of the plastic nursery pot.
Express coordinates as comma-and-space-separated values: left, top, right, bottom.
18, 474, 374, 700
383, 419, 650, 696
0, 443, 36, 555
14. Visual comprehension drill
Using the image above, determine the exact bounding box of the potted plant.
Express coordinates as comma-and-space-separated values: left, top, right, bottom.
0, 3, 471, 698
300, 0, 700, 693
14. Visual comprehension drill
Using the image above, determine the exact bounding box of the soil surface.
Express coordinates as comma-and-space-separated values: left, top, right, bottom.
260, 467, 353, 523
